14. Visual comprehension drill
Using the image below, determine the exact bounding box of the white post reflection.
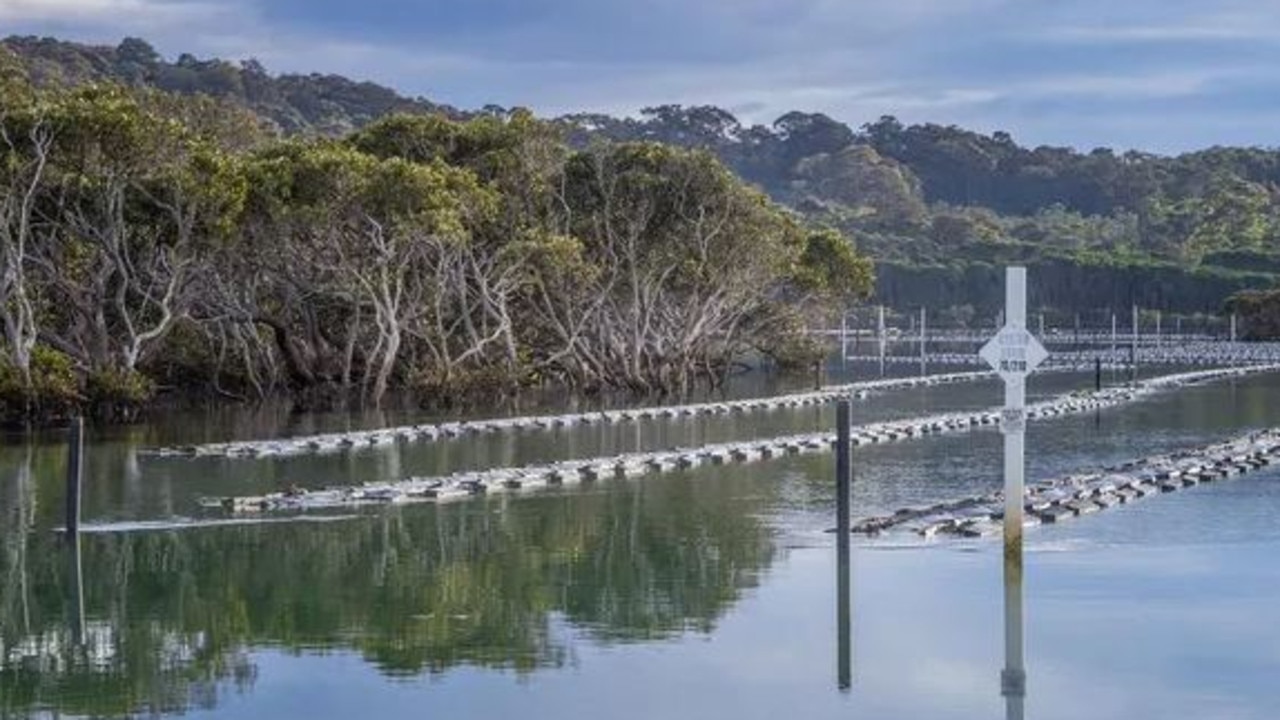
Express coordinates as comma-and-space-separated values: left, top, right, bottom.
1001, 532, 1026, 720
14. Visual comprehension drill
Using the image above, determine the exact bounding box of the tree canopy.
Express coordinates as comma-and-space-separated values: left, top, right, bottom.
0, 63, 869, 423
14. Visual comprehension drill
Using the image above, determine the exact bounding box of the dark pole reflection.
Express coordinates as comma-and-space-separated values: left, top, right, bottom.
837, 529, 851, 692
1001, 530, 1026, 720
66, 532, 85, 648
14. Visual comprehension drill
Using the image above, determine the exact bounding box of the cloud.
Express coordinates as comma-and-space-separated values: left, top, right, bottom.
0, 0, 227, 24
1050, 24, 1269, 43
1042, 5, 1280, 44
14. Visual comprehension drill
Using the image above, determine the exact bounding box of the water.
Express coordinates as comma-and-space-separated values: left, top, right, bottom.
3, 370, 1280, 718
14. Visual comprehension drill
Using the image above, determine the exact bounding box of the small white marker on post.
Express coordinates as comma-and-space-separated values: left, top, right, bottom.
878, 305, 887, 377
979, 268, 1048, 549
840, 311, 848, 363
1131, 305, 1140, 385
1111, 313, 1117, 364
919, 307, 927, 376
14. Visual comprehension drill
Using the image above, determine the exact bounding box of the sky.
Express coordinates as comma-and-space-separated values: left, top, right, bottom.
2, 0, 1279, 153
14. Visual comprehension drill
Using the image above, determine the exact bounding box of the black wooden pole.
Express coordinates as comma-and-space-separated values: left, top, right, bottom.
835, 397, 853, 690
836, 399, 851, 536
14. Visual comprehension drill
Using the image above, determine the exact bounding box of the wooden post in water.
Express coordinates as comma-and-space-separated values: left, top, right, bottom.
836, 399, 852, 538
1095, 356, 1102, 392
65, 417, 84, 538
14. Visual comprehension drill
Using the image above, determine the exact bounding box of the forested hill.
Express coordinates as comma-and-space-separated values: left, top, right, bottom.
1, 35, 461, 134
6, 35, 1280, 317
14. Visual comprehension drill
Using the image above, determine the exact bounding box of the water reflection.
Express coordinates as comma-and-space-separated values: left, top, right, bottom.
65, 533, 84, 648
1002, 529, 1026, 720
836, 529, 852, 692
0, 474, 775, 717
2, 447, 35, 640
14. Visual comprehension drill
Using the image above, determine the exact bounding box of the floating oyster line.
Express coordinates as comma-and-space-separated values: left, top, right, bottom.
847, 341, 1280, 368
849, 428, 1280, 539
150, 370, 995, 459
202, 364, 1278, 515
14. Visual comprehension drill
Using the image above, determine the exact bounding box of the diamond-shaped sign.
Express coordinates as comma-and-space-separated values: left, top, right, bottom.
980, 325, 1048, 382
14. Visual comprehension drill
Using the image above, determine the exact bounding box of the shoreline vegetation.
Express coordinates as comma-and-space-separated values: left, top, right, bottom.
9, 35, 1280, 426
0, 53, 873, 427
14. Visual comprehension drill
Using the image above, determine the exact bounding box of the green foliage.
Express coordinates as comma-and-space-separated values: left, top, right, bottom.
86, 367, 155, 406
0, 345, 80, 423
753, 306, 826, 369
789, 145, 927, 229
793, 227, 875, 302
2, 35, 457, 134
10, 35, 1280, 318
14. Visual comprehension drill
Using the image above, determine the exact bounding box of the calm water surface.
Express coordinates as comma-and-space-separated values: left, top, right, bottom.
3, 369, 1279, 718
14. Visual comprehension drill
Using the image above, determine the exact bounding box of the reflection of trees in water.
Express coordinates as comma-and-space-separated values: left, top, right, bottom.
2, 447, 256, 717
0, 472, 775, 715
2, 447, 35, 641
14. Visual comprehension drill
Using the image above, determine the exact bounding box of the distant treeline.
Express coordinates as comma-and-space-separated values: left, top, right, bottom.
0, 56, 871, 424
564, 109, 1280, 313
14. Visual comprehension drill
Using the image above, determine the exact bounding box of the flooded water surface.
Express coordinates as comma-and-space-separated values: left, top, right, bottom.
3, 368, 1280, 718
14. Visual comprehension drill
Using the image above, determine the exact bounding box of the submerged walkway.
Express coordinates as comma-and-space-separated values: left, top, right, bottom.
204, 365, 1276, 514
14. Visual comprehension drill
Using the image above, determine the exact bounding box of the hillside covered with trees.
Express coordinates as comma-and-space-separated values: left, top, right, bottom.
563, 108, 1280, 318
7, 36, 1280, 322
6, 34, 1280, 421
1, 35, 461, 134
0, 41, 870, 424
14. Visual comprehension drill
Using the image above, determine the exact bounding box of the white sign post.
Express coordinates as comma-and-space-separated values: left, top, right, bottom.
981, 268, 1043, 720
979, 267, 1048, 548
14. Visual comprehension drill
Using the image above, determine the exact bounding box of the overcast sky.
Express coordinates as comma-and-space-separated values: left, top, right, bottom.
3, 0, 1279, 153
